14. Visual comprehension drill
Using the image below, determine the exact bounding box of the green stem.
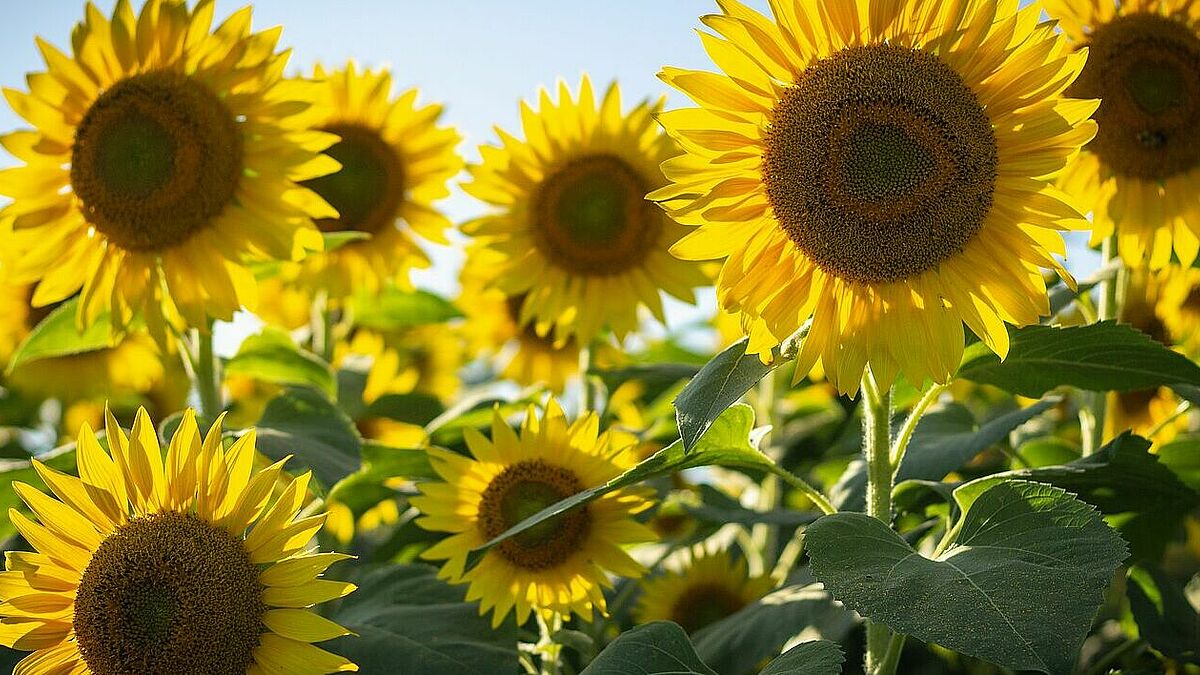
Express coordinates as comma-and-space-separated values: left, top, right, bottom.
878, 633, 906, 675
578, 344, 593, 413
1084, 234, 1123, 455
861, 369, 895, 675
194, 326, 222, 420
536, 612, 562, 675
311, 291, 335, 363
752, 370, 781, 565
889, 382, 949, 471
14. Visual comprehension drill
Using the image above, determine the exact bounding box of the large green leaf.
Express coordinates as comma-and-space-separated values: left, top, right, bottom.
1157, 436, 1200, 490
327, 442, 436, 518
1126, 565, 1200, 665
692, 579, 854, 675
957, 322, 1200, 397
465, 404, 795, 569
323, 563, 517, 675
759, 640, 845, 675
807, 480, 1127, 674
5, 298, 117, 373
581, 622, 716, 675
250, 388, 362, 488
353, 288, 461, 331
224, 328, 335, 397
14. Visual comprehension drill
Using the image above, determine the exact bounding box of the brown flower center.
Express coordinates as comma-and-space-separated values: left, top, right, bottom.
302, 124, 405, 234
71, 71, 242, 252
478, 459, 591, 570
532, 154, 660, 275
669, 581, 749, 634
1069, 13, 1200, 180
73, 512, 265, 675
763, 44, 997, 285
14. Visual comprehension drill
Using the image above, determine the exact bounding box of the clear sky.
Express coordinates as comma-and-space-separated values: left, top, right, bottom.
0, 0, 1094, 326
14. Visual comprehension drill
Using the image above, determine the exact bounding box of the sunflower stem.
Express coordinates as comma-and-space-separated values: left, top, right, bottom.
535, 612, 563, 675
194, 325, 222, 420
577, 344, 593, 413
890, 382, 949, 472
1084, 234, 1124, 455
311, 290, 335, 364
861, 369, 897, 675
751, 369, 782, 567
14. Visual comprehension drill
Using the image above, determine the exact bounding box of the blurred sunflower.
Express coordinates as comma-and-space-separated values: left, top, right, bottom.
654, 0, 1096, 395
635, 549, 773, 634
296, 62, 462, 297
459, 244, 583, 392
413, 401, 655, 627
1157, 265, 1200, 356
0, 408, 357, 673
0, 0, 337, 336
336, 327, 462, 405
1048, 0, 1200, 267
462, 77, 707, 347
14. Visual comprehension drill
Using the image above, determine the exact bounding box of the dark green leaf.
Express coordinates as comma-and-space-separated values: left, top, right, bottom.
581, 622, 717, 675
365, 392, 444, 427
1157, 436, 1200, 490
1046, 261, 1117, 319
685, 484, 818, 529
6, 298, 117, 373
251, 388, 362, 488
225, 328, 335, 397
759, 640, 845, 675
327, 442, 436, 517
807, 480, 1128, 674
1017, 437, 1081, 468
898, 399, 1057, 482
693, 581, 854, 675
353, 288, 461, 331
323, 563, 517, 675
958, 321, 1200, 397
1126, 565, 1200, 664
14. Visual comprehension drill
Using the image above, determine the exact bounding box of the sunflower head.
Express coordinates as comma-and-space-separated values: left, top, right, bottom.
294, 62, 463, 298
1049, 0, 1200, 267
412, 400, 655, 627
635, 548, 774, 634
654, 0, 1097, 395
461, 76, 708, 346
0, 0, 338, 335
0, 407, 357, 673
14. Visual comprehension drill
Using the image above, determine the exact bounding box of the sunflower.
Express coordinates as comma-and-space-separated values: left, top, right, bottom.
1047, 0, 1200, 268
459, 243, 583, 392
293, 62, 462, 298
461, 77, 707, 347
0, 408, 357, 673
1157, 265, 1200, 356
412, 400, 655, 627
653, 0, 1096, 395
0, 0, 337, 336
634, 548, 774, 634
335, 327, 462, 405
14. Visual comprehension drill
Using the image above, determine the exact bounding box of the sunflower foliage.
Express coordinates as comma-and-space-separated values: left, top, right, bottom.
1, 1, 1200, 675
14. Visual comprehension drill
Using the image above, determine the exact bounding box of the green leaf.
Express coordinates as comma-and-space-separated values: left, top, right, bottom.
807, 480, 1128, 674
1126, 564, 1200, 664
323, 563, 517, 675
466, 404, 791, 569
251, 388, 362, 488
224, 328, 335, 397
5, 298, 117, 373
958, 322, 1200, 397
1157, 436, 1200, 490
0, 443, 78, 540
323, 230, 371, 250
364, 392, 444, 427
674, 338, 778, 451
327, 442, 436, 517
580, 622, 717, 675
692, 581, 854, 675
759, 640, 845, 675
1017, 437, 1081, 468
685, 484, 818, 529
1046, 261, 1116, 319
425, 390, 538, 447
353, 288, 461, 331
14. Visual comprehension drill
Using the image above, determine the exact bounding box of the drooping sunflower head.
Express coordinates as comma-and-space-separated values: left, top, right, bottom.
461, 76, 709, 346
0, 0, 338, 334
1049, 0, 1200, 267
0, 408, 357, 674
634, 548, 774, 634
412, 400, 655, 627
655, 0, 1097, 395
295, 62, 463, 297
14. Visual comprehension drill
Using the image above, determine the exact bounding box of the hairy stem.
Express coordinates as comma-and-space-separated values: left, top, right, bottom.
861, 369, 896, 675
193, 325, 222, 420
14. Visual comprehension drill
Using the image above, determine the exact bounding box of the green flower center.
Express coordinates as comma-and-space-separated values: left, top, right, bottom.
479, 459, 591, 570
302, 124, 405, 234
764, 44, 997, 285
1070, 12, 1200, 179
71, 71, 243, 252
73, 512, 265, 675
533, 154, 659, 276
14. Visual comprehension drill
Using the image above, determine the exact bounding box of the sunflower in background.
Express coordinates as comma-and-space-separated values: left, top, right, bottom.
654, 0, 1096, 395
413, 401, 655, 627
0, 0, 337, 337
0, 409, 357, 673
294, 62, 463, 298
635, 548, 774, 634
1048, 0, 1200, 268
462, 77, 707, 348
1157, 265, 1200, 356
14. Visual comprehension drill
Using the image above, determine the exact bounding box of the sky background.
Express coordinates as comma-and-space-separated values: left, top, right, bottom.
0, 1, 1094, 346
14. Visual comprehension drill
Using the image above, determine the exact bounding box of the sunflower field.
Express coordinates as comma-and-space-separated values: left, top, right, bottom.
0, 0, 1199, 673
